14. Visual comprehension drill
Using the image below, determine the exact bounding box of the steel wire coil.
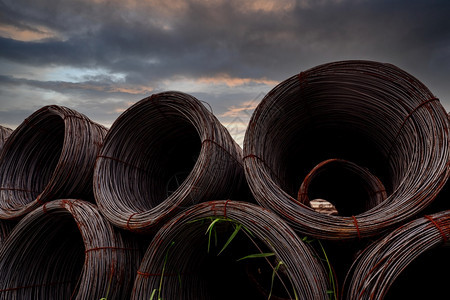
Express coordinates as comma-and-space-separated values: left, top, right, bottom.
0, 125, 12, 153
0, 126, 19, 247
297, 158, 387, 215
243, 60, 450, 240
0, 105, 108, 219
0, 199, 142, 300
342, 210, 450, 299
94, 91, 246, 233
132, 200, 330, 299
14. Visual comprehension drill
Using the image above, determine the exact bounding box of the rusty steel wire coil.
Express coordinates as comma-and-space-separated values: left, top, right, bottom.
342, 210, 450, 299
0, 105, 107, 220
94, 91, 246, 233
297, 158, 387, 215
0, 199, 142, 300
243, 60, 450, 240
0, 125, 12, 153
132, 200, 330, 299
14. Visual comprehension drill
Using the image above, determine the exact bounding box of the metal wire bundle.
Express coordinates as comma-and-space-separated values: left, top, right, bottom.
0, 105, 108, 219
132, 200, 330, 299
243, 60, 450, 240
0, 125, 12, 153
94, 91, 246, 233
342, 210, 450, 299
0, 199, 142, 300
297, 159, 387, 215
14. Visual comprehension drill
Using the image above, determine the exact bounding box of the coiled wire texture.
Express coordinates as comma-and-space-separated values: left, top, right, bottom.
132, 200, 330, 300
0, 125, 12, 153
243, 60, 450, 240
94, 91, 246, 233
0, 199, 142, 300
0, 106, 107, 219
342, 210, 450, 299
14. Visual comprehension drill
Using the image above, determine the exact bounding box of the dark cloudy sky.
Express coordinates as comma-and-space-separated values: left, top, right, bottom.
1, 0, 449, 145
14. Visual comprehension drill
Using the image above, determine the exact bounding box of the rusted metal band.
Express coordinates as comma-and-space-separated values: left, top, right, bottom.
224, 199, 231, 219
424, 215, 448, 243
352, 215, 362, 240
96, 155, 148, 174
126, 212, 138, 232
136, 271, 181, 278
85, 246, 139, 254
297, 71, 307, 84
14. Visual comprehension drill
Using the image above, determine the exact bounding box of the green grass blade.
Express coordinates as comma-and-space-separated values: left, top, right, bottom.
236, 252, 275, 262
317, 240, 337, 300
206, 218, 222, 253
218, 223, 241, 255
293, 285, 299, 300
206, 218, 222, 235
149, 289, 157, 300
268, 261, 284, 300
158, 241, 175, 300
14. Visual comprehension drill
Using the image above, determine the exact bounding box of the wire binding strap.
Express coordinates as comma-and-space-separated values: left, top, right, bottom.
85, 246, 139, 254
136, 271, 181, 278
224, 199, 231, 219
42, 202, 49, 214
352, 216, 362, 240
35, 194, 45, 206
297, 71, 307, 85
126, 213, 138, 231
97, 155, 148, 174
424, 215, 448, 243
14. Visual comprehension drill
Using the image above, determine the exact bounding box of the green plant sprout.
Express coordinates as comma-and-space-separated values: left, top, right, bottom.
200, 216, 298, 300
99, 268, 114, 300
150, 241, 175, 300
302, 236, 337, 300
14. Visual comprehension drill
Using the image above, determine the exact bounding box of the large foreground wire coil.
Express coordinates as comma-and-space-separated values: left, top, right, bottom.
243, 60, 450, 240
94, 91, 246, 233
0, 199, 141, 300
132, 200, 330, 300
343, 210, 450, 299
0, 106, 107, 219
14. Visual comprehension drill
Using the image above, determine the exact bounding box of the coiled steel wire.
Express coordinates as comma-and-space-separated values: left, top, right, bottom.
243, 60, 450, 240
0, 125, 12, 153
0, 199, 142, 299
94, 91, 246, 233
0, 106, 107, 219
342, 210, 450, 299
132, 200, 330, 299
297, 158, 387, 215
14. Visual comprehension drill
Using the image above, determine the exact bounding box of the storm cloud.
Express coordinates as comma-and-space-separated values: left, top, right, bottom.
1, 0, 449, 143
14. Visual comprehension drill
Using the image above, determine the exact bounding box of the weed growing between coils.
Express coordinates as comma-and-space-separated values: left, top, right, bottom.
150, 241, 176, 300
301, 236, 337, 300
192, 216, 299, 300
